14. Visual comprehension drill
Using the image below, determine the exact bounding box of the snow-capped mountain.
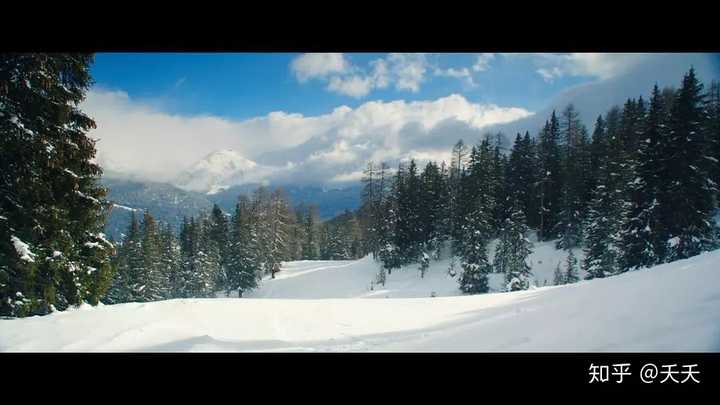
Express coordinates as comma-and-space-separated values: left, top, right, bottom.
174, 149, 261, 194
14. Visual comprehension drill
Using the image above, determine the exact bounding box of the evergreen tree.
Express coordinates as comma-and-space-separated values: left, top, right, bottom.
208, 204, 230, 291
583, 107, 627, 279
159, 223, 181, 299
537, 112, 563, 240
495, 206, 533, 291
395, 159, 423, 264
449, 140, 469, 251
706, 81, 720, 198
564, 250, 579, 284
506, 132, 540, 229
301, 205, 320, 259
225, 196, 260, 296
660, 68, 716, 260
138, 210, 164, 301
0, 54, 115, 316
556, 104, 591, 249
620, 85, 671, 270
106, 212, 142, 303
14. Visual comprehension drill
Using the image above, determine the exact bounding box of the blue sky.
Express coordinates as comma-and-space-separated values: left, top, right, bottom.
85, 53, 719, 188
90, 53, 597, 120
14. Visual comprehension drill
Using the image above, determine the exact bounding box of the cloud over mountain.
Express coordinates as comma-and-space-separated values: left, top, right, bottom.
84, 91, 531, 190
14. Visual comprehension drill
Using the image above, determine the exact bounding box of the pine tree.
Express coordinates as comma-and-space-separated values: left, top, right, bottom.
0, 54, 115, 316
301, 205, 320, 259
495, 205, 533, 292
506, 132, 540, 229
138, 210, 164, 301
660, 68, 716, 260
556, 104, 591, 249
106, 212, 142, 303
449, 140, 469, 252
225, 196, 260, 296
564, 250, 579, 284
620, 85, 670, 270
395, 159, 423, 264
705, 81, 720, 198
537, 112, 563, 241
583, 107, 626, 279
208, 204, 230, 291
458, 207, 492, 294
159, 223, 181, 299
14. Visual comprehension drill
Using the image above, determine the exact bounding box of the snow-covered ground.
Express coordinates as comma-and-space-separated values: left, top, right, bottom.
2, 237, 719, 352
244, 237, 585, 299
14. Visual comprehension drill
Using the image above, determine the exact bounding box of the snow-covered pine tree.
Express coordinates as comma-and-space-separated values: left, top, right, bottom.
449, 140, 469, 253
138, 210, 164, 301
0, 54, 115, 316
419, 161, 449, 258
159, 222, 181, 299
395, 159, 423, 264
458, 207, 492, 294
583, 107, 626, 279
619, 85, 670, 270
266, 188, 291, 278
660, 68, 716, 261
377, 188, 401, 274
705, 81, 720, 198
106, 211, 142, 303
564, 250, 579, 284
360, 161, 381, 257
225, 196, 260, 297
506, 132, 540, 230
208, 204, 230, 291
537, 112, 563, 241
556, 104, 591, 250
301, 205, 320, 260
495, 205, 533, 292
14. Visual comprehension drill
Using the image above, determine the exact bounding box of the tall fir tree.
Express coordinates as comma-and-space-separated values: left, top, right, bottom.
537, 112, 562, 241
556, 104, 591, 249
495, 205, 533, 291
620, 85, 671, 270
660, 68, 716, 260
0, 54, 115, 316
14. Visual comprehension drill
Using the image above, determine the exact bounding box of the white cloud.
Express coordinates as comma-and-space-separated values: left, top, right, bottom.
327, 75, 374, 98
536, 66, 564, 82
532, 53, 650, 81
84, 89, 531, 187
293, 53, 430, 97
291, 53, 349, 82
434, 66, 475, 87
472, 53, 495, 72
386, 53, 427, 92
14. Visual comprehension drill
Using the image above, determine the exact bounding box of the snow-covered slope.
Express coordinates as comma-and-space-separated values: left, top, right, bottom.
2, 248, 718, 352
245, 237, 585, 299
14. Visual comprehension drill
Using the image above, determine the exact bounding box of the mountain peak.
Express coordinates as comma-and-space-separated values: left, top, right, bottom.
175, 149, 259, 194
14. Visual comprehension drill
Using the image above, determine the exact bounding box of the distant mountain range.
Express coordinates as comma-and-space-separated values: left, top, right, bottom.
102, 176, 362, 240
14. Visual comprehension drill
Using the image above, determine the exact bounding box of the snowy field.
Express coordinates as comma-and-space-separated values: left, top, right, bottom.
1, 243, 719, 352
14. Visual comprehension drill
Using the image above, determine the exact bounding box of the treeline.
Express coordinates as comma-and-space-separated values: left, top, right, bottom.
106, 187, 365, 303
357, 68, 720, 293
